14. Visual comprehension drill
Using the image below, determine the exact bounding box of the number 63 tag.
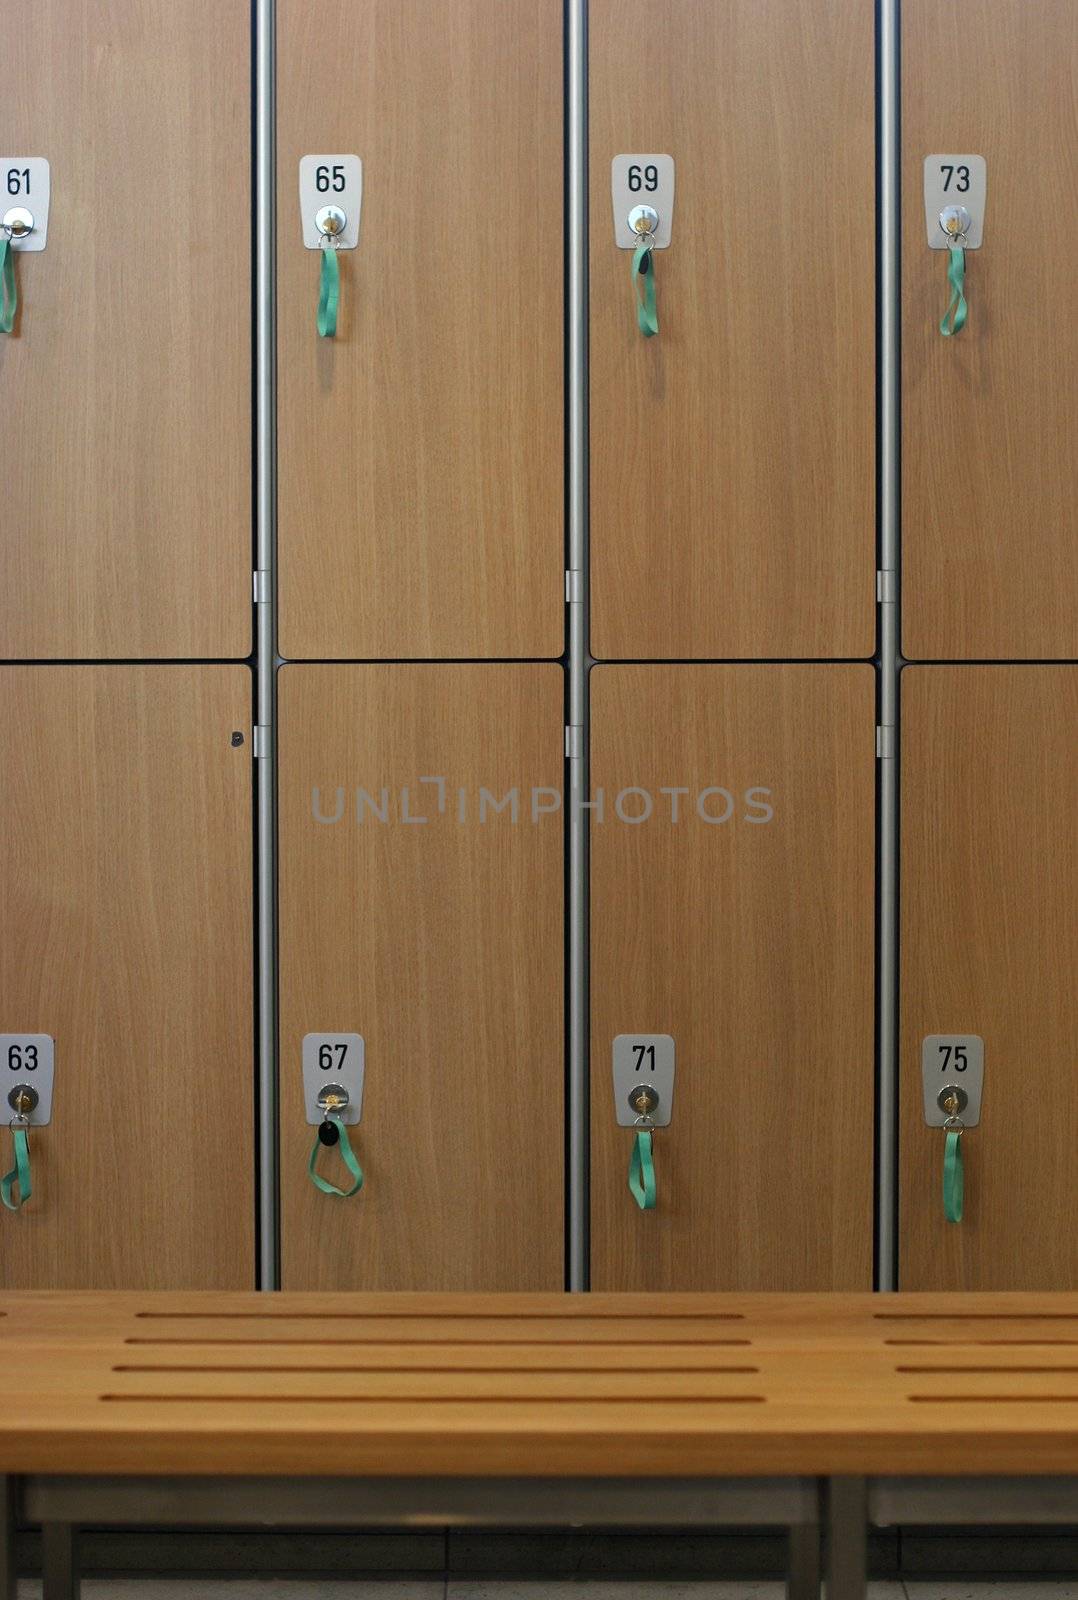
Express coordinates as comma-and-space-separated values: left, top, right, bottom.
302, 1033, 365, 1125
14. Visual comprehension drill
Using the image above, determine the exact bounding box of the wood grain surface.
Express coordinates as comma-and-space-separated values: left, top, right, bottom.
590, 665, 876, 1290
277, 0, 563, 659
589, 0, 875, 659
278, 664, 564, 1289
4, 1290, 1078, 1475
902, 0, 1078, 660
0, 0, 251, 660
0, 667, 254, 1288
901, 667, 1078, 1288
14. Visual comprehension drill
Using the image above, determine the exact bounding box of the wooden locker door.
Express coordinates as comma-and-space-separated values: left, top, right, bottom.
903, 0, 1078, 660
0, 667, 254, 1288
901, 668, 1078, 1289
589, 0, 875, 661
277, 0, 563, 660
279, 664, 564, 1289
591, 665, 875, 1290
0, 1, 251, 660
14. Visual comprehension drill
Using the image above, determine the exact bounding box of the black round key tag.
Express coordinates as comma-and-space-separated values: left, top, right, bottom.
318, 1118, 340, 1147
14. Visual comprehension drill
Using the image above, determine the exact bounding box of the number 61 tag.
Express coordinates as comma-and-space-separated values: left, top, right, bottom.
921, 1034, 984, 1126
302, 1033, 365, 1125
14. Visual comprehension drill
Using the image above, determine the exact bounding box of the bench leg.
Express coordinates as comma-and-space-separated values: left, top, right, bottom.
787, 1508, 822, 1600
0, 1477, 15, 1600
826, 1476, 867, 1600
42, 1521, 79, 1600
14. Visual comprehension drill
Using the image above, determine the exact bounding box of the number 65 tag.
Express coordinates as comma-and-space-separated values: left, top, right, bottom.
302, 1033, 365, 1125
299, 156, 363, 250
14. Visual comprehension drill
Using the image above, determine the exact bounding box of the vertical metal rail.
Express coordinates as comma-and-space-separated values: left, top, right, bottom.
254, 0, 279, 1289
566, 0, 590, 1291
876, 0, 901, 1291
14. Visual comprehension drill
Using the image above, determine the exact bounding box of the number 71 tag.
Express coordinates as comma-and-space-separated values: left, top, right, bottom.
612, 1034, 675, 1126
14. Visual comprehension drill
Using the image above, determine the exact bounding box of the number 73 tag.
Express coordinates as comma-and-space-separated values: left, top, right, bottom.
924, 155, 986, 248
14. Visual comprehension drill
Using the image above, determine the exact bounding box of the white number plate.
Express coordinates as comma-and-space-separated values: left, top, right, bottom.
922, 1034, 984, 1126
1, 158, 50, 250
612, 1034, 675, 1126
924, 155, 986, 248
299, 155, 363, 250
611, 155, 675, 248
302, 1033, 365, 1125
1, 1034, 55, 1124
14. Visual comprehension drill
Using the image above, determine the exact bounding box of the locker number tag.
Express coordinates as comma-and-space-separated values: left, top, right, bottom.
1, 1035, 55, 1124
924, 156, 986, 248
613, 1034, 675, 1126
302, 1033, 364, 1125
1, 159, 50, 250
921, 1034, 984, 1127
611, 156, 675, 248
299, 156, 362, 250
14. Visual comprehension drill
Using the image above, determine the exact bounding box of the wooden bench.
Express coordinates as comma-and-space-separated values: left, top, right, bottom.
1, 1291, 1077, 1600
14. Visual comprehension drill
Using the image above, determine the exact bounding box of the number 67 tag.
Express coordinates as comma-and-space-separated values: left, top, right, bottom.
302, 1033, 365, 1125
921, 1034, 984, 1126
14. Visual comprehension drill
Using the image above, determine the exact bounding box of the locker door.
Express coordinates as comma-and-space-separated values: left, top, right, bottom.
903, 0, 1078, 660
0, 667, 254, 1288
279, 665, 563, 1289
277, 0, 563, 660
901, 668, 1078, 1289
591, 666, 875, 1290
589, 0, 875, 661
0, 1, 251, 661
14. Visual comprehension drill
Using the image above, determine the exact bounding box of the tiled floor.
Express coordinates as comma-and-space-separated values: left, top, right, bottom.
13, 1582, 1078, 1599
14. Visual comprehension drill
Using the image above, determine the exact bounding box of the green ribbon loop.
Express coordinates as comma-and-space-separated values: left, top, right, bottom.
0, 238, 17, 335
632, 242, 658, 338
1, 1126, 31, 1211
940, 244, 967, 337
308, 1114, 364, 1198
628, 1129, 657, 1210
943, 1129, 964, 1223
317, 244, 340, 339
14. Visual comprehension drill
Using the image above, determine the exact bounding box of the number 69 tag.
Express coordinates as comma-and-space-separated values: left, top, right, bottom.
302, 1033, 365, 1125
611, 156, 675, 248
612, 1034, 675, 1126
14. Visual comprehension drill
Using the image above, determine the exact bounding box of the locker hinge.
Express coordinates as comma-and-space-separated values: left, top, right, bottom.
253, 569, 270, 605
253, 724, 271, 759
876, 724, 896, 760
565, 724, 584, 760
876, 568, 897, 605
565, 568, 584, 605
